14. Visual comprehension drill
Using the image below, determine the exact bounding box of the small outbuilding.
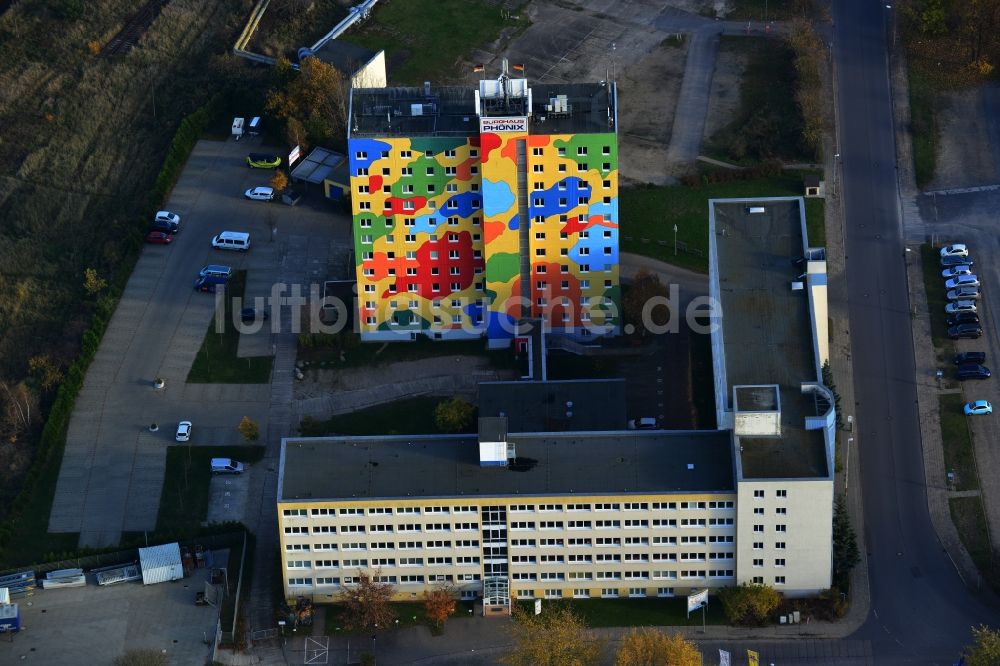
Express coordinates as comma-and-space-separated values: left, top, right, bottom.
139, 542, 184, 585
804, 174, 825, 197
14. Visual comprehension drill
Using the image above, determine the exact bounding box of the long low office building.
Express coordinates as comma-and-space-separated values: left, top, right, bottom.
277, 196, 836, 608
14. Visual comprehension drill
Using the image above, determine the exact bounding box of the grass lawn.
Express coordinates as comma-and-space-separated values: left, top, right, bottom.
907, 63, 937, 188
920, 244, 953, 350
725, 0, 817, 20
324, 600, 475, 635
620, 173, 822, 272
300, 333, 512, 369
300, 395, 467, 436
342, 0, 530, 84
939, 394, 979, 491
707, 37, 810, 164
515, 596, 725, 627
804, 194, 825, 244
0, 446, 79, 568
949, 496, 1000, 592
156, 445, 266, 534
188, 271, 273, 384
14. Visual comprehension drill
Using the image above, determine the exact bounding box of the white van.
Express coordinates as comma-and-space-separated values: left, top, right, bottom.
211, 458, 245, 475
212, 231, 251, 252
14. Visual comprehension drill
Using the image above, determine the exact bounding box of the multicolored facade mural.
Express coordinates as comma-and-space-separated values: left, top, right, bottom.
347, 88, 620, 346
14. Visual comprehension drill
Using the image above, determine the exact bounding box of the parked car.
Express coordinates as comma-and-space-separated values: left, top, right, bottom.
964, 400, 993, 415
244, 186, 274, 201
240, 307, 269, 323
144, 231, 173, 244
940, 244, 969, 258
947, 286, 981, 301
945, 300, 977, 314
954, 351, 987, 365
281, 189, 302, 206
941, 255, 974, 268
211, 458, 245, 474
948, 323, 983, 339
154, 210, 181, 226
945, 275, 980, 290
149, 217, 179, 234
957, 365, 992, 380
946, 312, 980, 327
246, 153, 282, 169
628, 417, 658, 430
194, 275, 228, 292
199, 264, 232, 279
942, 265, 974, 279
175, 421, 192, 442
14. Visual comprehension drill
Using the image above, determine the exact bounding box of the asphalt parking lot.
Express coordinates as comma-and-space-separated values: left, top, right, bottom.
0, 552, 227, 666
50, 136, 352, 548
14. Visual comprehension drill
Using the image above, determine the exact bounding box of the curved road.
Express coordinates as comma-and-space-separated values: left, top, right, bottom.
834, 0, 1000, 661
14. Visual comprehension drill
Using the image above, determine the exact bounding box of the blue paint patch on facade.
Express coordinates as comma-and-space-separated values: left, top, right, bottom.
348, 139, 393, 174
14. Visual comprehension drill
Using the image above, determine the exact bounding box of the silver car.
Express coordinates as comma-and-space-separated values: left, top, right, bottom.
947, 286, 980, 301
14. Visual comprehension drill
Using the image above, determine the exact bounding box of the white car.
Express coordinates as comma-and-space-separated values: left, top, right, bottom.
940, 244, 969, 258
154, 210, 180, 225
945, 300, 978, 314
948, 286, 980, 301
946, 275, 980, 290
244, 186, 274, 201
942, 265, 973, 279
175, 421, 192, 442
628, 417, 658, 430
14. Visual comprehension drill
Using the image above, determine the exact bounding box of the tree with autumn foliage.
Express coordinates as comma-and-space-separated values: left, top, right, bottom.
614, 628, 702, 666
265, 56, 348, 151
270, 169, 289, 193
501, 605, 602, 666
422, 586, 457, 628
622, 270, 670, 336
337, 570, 396, 632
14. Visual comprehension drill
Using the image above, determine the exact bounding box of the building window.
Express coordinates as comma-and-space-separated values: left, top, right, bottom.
776, 525, 787, 533
776, 489, 787, 498
775, 576, 786, 585
753, 490, 765, 499
753, 508, 764, 515
775, 542, 786, 550
753, 524, 764, 533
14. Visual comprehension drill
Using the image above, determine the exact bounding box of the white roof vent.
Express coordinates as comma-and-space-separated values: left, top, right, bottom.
791, 281, 804, 291
748, 206, 766, 214
687, 463, 695, 470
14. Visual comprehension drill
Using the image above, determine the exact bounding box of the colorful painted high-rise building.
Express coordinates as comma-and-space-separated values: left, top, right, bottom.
346, 63, 620, 348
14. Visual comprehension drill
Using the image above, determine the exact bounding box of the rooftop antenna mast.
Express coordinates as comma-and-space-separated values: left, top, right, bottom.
500, 58, 510, 113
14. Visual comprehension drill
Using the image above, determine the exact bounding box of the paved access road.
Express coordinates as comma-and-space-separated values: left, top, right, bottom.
834, 0, 1000, 661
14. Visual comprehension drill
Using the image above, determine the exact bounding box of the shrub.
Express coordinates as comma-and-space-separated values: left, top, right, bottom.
718, 583, 781, 626
434, 397, 475, 433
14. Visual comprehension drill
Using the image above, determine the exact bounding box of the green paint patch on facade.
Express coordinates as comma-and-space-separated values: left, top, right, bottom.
485, 252, 521, 284
410, 137, 469, 155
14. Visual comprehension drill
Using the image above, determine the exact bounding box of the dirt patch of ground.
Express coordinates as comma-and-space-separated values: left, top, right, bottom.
618, 37, 690, 186
703, 37, 749, 147
928, 88, 998, 190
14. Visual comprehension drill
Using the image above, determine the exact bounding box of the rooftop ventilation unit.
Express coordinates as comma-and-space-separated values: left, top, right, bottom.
748, 206, 766, 214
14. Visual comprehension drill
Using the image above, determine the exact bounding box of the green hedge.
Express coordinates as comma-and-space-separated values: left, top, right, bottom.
150, 94, 223, 207
0, 98, 224, 561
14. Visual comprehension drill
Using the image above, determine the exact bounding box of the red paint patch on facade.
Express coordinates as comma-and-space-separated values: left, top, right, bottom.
384, 196, 428, 216
499, 137, 519, 163
456, 158, 477, 181
368, 175, 383, 191
484, 220, 507, 244
529, 263, 584, 327
562, 213, 617, 236
527, 135, 551, 147
365, 231, 482, 300
480, 133, 502, 163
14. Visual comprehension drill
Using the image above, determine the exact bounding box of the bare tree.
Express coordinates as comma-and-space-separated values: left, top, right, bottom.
338, 569, 397, 632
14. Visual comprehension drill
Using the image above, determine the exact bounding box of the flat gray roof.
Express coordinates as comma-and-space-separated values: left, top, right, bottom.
712, 199, 827, 479
349, 83, 614, 138
279, 431, 735, 502
478, 379, 627, 432
290, 147, 346, 184
313, 41, 379, 75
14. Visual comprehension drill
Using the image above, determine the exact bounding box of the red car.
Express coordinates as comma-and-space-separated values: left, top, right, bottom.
145, 231, 173, 244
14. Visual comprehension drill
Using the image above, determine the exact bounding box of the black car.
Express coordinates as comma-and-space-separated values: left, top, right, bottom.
941, 255, 974, 268
947, 312, 981, 327
149, 218, 179, 234
240, 307, 269, 323
948, 323, 984, 339
955, 351, 987, 365
957, 364, 992, 380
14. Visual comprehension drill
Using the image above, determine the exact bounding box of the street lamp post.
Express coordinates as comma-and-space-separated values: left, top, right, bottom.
673, 224, 678, 256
